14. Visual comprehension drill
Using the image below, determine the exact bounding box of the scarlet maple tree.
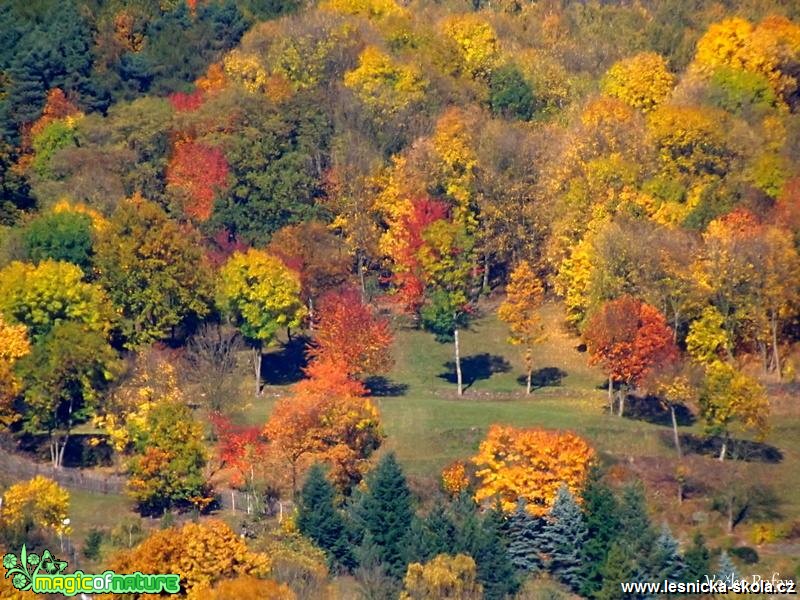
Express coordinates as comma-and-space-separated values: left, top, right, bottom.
306, 287, 393, 380
471, 425, 595, 516
391, 197, 450, 313
583, 295, 678, 416
166, 140, 229, 221
210, 413, 266, 489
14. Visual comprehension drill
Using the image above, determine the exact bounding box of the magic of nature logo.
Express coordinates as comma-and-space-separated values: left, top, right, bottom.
3, 544, 180, 596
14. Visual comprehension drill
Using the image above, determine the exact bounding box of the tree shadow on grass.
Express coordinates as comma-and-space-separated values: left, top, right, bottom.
261, 335, 309, 385
439, 353, 511, 391
364, 376, 409, 397
623, 394, 695, 427
677, 433, 783, 463
515, 367, 567, 390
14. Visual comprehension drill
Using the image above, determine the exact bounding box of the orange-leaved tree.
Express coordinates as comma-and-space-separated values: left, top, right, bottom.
306, 287, 394, 381
497, 260, 545, 394
264, 364, 383, 495
583, 295, 678, 416
472, 425, 594, 516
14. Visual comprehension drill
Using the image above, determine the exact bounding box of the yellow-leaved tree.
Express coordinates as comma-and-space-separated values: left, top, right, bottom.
1, 476, 71, 536
471, 425, 594, 515
108, 520, 270, 598
440, 14, 500, 79
344, 46, 427, 120
699, 361, 770, 461
602, 52, 675, 112
217, 249, 306, 396
0, 315, 30, 426
498, 261, 545, 394
401, 554, 483, 600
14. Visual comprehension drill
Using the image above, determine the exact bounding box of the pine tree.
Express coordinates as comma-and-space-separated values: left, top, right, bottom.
353, 452, 414, 579
683, 532, 711, 583
469, 505, 519, 600
542, 484, 588, 592
579, 468, 621, 596
716, 550, 739, 585
647, 524, 683, 582
297, 463, 355, 570
506, 498, 545, 573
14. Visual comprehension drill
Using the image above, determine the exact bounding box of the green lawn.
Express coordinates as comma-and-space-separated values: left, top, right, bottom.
376, 301, 673, 477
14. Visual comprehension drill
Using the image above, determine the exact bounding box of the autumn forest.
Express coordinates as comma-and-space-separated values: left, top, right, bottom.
1, 0, 799, 597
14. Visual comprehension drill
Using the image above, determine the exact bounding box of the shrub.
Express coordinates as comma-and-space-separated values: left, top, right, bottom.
729, 546, 759, 565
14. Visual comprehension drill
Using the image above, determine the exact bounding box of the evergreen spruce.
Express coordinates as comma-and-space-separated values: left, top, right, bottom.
506, 498, 545, 573
596, 541, 638, 600
647, 524, 684, 582
579, 468, 622, 596
716, 551, 739, 585
406, 501, 459, 563
352, 452, 414, 579
296, 464, 355, 570
615, 482, 656, 585
469, 505, 519, 600
542, 484, 588, 592
683, 532, 711, 582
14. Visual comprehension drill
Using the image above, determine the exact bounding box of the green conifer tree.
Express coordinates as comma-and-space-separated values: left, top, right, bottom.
470, 505, 519, 600
683, 532, 711, 582
406, 502, 459, 563
352, 452, 414, 579
597, 541, 638, 600
297, 463, 355, 570
580, 469, 622, 596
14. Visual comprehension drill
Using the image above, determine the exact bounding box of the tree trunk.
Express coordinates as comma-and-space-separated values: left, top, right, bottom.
253, 346, 262, 397
358, 251, 367, 302
526, 369, 532, 395
307, 297, 314, 331
617, 388, 625, 418
482, 253, 490, 292
454, 328, 463, 396
670, 405, 682, 459
608, 378, 614, 414
56, 433, 69, 469
719, 436, 728, 461
771, 309, 782, 380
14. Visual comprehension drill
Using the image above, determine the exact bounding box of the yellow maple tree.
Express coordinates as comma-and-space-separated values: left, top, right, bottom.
602, 52, 675, 112
1, 476, 71, 536
498, 261, 545, 394
401, 554, 483, 600
471, 425, 594, 515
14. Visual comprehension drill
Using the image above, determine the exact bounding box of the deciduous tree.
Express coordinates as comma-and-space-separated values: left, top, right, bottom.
401, 554, 483, 600
1, 476, 71, 537
0, 260, 114, 341
471, 425, 594, 516
583, 295, 678, 416
306, 287, 393, 381
498, 261, 545, 394
95, 195, 213, 348
217, 248, 306, 395
110, 520, 269, 596
17, 322, 120, 468
166, 139, 229, 221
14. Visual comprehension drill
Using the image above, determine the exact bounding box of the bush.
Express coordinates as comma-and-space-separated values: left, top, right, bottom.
83, 528, 103, 560
729, 546, 759, 565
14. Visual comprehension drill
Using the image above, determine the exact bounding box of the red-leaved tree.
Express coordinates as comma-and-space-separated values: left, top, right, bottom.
584, 295, 678, 416
306, 287, 394, 381
166, 140, 229, 221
